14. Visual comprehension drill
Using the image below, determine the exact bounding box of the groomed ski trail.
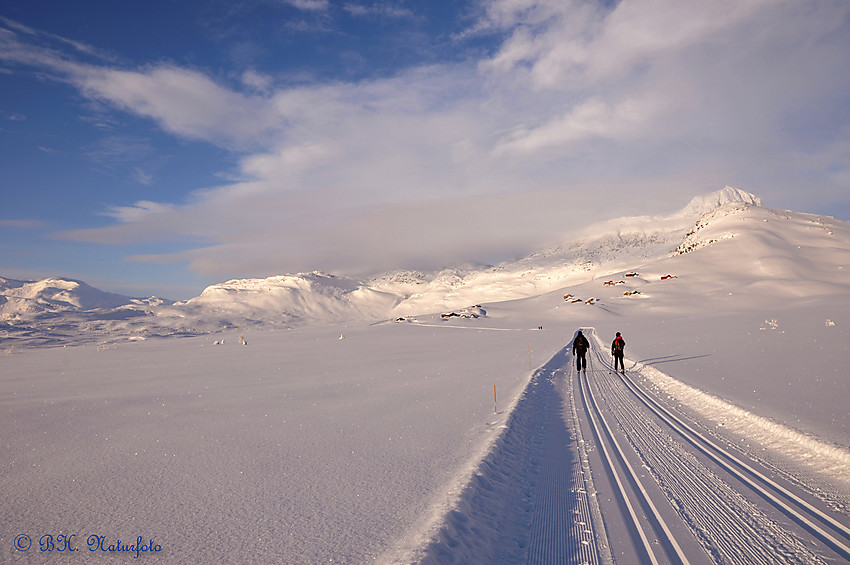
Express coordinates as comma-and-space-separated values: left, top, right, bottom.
412, 348, 611, 564
410, 330, 850, 564
525, 355, 610, 565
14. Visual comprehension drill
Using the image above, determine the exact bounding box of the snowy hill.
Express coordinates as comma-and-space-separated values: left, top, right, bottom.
163, 271, 401, 327
378, 186, 769, 314
0, 276, 134, 315
0, 277, 171, 346
1, 186, 847, 347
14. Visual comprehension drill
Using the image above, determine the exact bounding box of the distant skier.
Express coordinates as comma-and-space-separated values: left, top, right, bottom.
573, 330, 590, 373
611, 332, 625, 374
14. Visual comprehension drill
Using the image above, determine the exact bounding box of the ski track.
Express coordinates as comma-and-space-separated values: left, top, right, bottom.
525, 361, 602, 565
416, 331, 849, 564
586, 351, 822, 564
414, 349, 609, 565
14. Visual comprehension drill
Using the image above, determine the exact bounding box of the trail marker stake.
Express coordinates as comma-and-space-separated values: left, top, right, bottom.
494, 384, 497, 414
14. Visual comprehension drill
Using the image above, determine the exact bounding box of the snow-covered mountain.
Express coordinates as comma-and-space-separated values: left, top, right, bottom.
0, 276, 133, 315
2, 186, 847, 347
0, 277, 171, 346
161, 271, 401, 327
374, 186, 771, 313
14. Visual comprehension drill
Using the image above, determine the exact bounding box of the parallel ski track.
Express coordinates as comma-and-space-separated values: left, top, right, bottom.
527, 369, 613, 565
610, 355, 850, 561
577, 353, 690, 565
578, 328, 850, 564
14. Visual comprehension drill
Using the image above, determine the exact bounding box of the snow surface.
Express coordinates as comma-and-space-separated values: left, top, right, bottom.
2, 188, 849, 563
0, 276, 141, 315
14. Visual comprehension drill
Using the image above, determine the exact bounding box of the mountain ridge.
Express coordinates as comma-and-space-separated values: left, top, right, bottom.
3, 187, 846, 347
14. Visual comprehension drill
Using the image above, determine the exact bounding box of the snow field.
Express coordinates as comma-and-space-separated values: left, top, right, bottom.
2, 190, 849, 563
404, 346, 591, 564
1, 318, 566, 564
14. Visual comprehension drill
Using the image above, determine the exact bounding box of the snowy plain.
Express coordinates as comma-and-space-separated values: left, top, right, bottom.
2, 188, 849, 563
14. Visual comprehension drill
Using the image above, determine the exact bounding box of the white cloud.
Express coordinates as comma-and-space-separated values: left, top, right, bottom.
494, 96, 658, 154
282, 0, 330, 12
0, 15, 115, 61
4, 3, 850, 278
104, 200, 176, 223
239, 143, 333, 182
131, 168, 154, 186
478, 0, 777, 87
344, 3, 415, 19
76, 66, 278, 147
240, 69, 274, 93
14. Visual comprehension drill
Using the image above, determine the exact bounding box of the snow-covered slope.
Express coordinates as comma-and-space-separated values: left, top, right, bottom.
2, 186, 846, 347
376, 186, 770, 314
677, 185, 764, 216
167, 271, 401, 326
0, 276, 135, 315
0, 277, 171, 346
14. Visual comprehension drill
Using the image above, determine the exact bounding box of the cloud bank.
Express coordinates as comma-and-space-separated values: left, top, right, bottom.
2, 0, 848, 280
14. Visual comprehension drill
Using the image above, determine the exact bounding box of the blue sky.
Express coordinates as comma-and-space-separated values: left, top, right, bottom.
1, 1, 849, 299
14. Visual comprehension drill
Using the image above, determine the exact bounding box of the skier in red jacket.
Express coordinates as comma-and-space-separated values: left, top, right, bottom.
611, 332, 625, 374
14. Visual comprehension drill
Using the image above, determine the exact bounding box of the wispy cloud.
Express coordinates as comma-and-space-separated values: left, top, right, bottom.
344, 3, 415, 19
282, 0, 330, 12
83, 135, 154, 168
0, 15, 116, 62
240, 69, 274, 93
77, 66, 278, 148
131, 167, 154, 186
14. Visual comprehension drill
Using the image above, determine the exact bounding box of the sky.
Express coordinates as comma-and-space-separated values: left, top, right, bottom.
1, 0, 849, 299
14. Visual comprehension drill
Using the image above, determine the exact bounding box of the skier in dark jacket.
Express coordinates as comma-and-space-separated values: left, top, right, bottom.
573, 330, 590, 373
611, 332, 625, 374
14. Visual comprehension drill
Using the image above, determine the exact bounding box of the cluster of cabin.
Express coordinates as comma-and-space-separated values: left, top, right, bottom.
563, 294, 597, 305
560, 271, 677, 306
441, 305, 486, 319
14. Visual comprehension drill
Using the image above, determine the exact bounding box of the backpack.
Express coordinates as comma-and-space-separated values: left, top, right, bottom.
574, 335, 588, 353
613, 337, 624, 353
